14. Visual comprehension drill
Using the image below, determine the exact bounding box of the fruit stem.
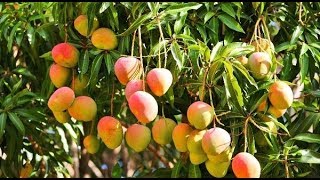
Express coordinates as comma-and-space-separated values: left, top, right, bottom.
72, 68, 76, 90
131, 30, 137, 57
283, 148, 290, 178
243, 116, 251, 152
158, 37, 162, 68
157, 17, 167, 68
110, 79, 115, 117
250, 17, 262, 44
199, 67, 209, 101
261, 16, 271, 44
89, 117, 96, 135
138, 26, 146, 91
161, 100, 165, 117
64, 23, 68, 43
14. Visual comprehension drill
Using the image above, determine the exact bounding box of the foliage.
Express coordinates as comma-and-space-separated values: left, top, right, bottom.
0, 2, 320, 178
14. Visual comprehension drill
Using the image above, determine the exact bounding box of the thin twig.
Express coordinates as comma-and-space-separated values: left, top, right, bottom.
147, 144, 170, 168
138, 26, 145, 91
298, 2, 305, 26
199, 67, 209, 101
131, 30, 137, 57
157, 17, 167, 68
110, 80, 115, 116
243, 116, 251, 152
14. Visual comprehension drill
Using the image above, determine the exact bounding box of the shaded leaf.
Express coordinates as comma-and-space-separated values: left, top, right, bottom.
171, 159, 182, 178
221, 3, 236, 18
118, 12, 152, 36
218, 13, 244, 33
8, 112, 25, 136
164, 2, 202, 15
111, 162, 122, 178
171, 41, 184, 70
188, 163, 201, 178
0, 113, 7, 139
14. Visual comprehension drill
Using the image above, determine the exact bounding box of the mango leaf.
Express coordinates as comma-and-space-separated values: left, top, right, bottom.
8, 112, 25, 136
204, 11, 215, 24
267, 115, 290, 136
12, 67, 37, 80
289, 133, 320, 144
249, 93, 268, 113
224, 61, 244, 107
228, 45, 255, 57
99, 2, 111, 13
171, 159, 182, 178
299, 54, 309, 82
290, 25, 304, 44
218, 13, 244, 33
163, 2, 202, 15
171, 41, 184, 70
0, 113, 7, 139
80, 50, 90, 75
188, 163, 201, 178
111, 162, 122, 178
104, 53, 113, 75
289, 112, 320, 137
221, 3, 236, 18
118, 12, 152, 36
209, 41, 223, 63
290, 149, 320, 164
174, 11, 187, 34
8, 21, 23, 52
27, 24, 35, 46
88, 53, 104, 91
232, 61, 257, 88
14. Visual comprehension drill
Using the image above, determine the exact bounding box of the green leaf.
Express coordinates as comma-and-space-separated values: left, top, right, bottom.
118, 12, 153, 36
221, 3, 236, 18
290, 149, 320, 164
111, 162, 122, 178
7, 21, 23, 52
171, 159, 182, 178
27, 24, 35, 46
290, 25, 304, 44
268, 116, 290, 136
7, 112, 25, 136
204, 12, 215, 24
209, 41, 223, 63
88, 53, 104, 91
80, 50, 90, 75
218, 13, 244, 33
224, 61, 244, 107
171, 41, 184, 70
188, 163, 201, 178
290, 133, 320, 144
299, 43, 309, 57
174, 12, 187, 34
232, 61, 257, 88
0, 113, 7, 139
275, 42, 296, 53
99, 2, 111, 13
228, 45, 255, 57
249, 93, 268, 113
104, 53, 113, 75
39, 51, 52, 59
164, 2, 202, 15
299, 54, 309, 82
12, 67, 36, 80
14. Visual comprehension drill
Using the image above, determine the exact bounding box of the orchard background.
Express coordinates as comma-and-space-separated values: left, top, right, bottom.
1, 2, 320, 178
